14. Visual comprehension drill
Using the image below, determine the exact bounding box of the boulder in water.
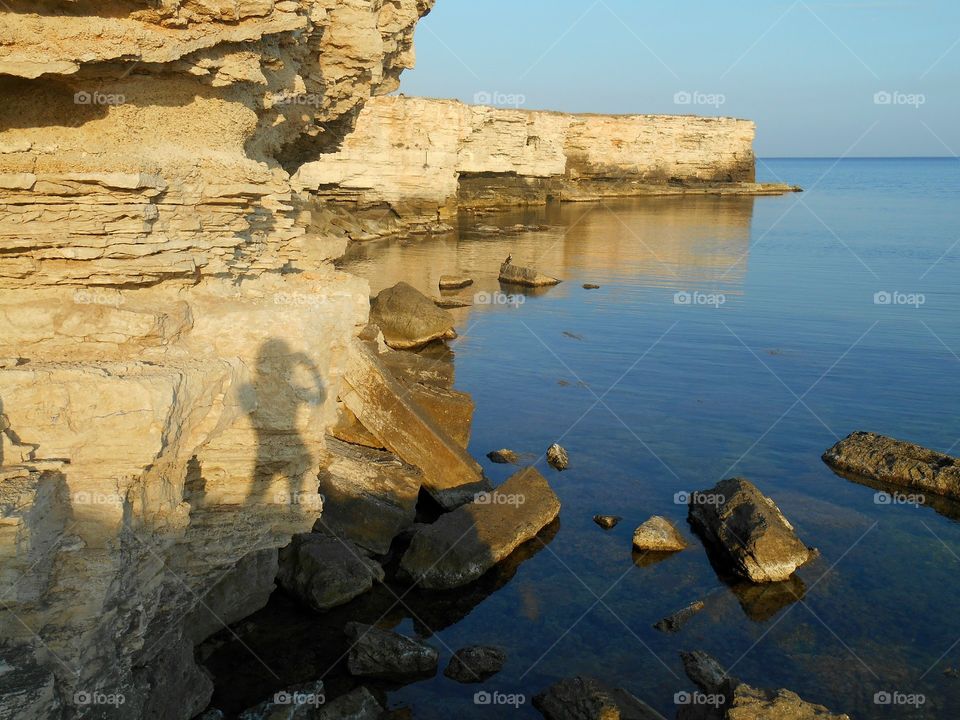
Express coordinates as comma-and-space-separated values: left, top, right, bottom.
369, 281, 457, 349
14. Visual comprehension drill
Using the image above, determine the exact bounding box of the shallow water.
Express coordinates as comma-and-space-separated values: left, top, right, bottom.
206, 158, 960, 718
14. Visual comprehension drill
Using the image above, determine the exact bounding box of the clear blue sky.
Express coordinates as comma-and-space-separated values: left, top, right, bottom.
399, 0, 960, 157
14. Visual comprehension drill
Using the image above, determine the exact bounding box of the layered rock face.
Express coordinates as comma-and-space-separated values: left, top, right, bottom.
0, 2, 434, 718
294, 95, 772, 234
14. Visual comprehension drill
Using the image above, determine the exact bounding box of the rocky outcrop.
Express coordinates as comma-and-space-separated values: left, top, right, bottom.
823, 431, 960, 500
688, 478, 814, 583
294, 95, 797, 236
0, 2, 435, 718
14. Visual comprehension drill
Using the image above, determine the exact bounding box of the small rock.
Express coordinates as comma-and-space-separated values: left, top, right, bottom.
487, 448, 520, 464
632, 516, 687, 552
277, 534, 384, 612
238, 680, 325, 720
533, 676, 666, 720
654, 600, 705, 633
582, 283, 600, 290
562, 331, 584, 341
318, 687, 383, 720
369, 281, 457, 349
434, 297, 472, 309
688, 478, 813, 583
593, 515, 621, 529
546, 443, 569, 471
439, 274, 473, 290
443, 646, 506, 683
344, 623, 439, 681
499, 256, 560, 287
475, 224, 502, 234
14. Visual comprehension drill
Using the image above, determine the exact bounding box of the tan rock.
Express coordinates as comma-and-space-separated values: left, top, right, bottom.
633, 516, 688, 552
500, 258, 561, 287
369, 281, 458, 349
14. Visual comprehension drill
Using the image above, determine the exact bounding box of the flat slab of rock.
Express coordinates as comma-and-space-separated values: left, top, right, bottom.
688, 478, 813, 584
546, 443, 569, 470
397, 379, 475, 448
443, 646, 506, 683
499, 258, 560, 287
533, 676, 666, 720
277, 533, 384, 612
400, 466, 561, 589
439, 274, 473, 290
654, 599, 705, 633
370, 281, 457, 349
633, 516, 687, 552
341, 339, 489, 510
238, 680, 325, 720
823, 431, 960, 501
344, 623, 438, 681
318, 687, 383, 720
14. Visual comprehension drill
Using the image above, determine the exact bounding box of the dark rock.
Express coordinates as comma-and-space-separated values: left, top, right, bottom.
654, 600, 705, 633
688, 478, 813, 583
633, 516, 688, 552
400, 466, 561, 589
593, 515, 622, 529
546, 443, 569, 471
487, 448, 520, 464
344, 623, 438, 681
443, 646, 506, 683
369, 281, 457, 349
277, 534, 384, 612
823, 431, 960, 501
317, 687, 383, 720
238, 680, 326, 720
583, 283, 601, 290
533, 676, 666, 719
499, 257, 560, 287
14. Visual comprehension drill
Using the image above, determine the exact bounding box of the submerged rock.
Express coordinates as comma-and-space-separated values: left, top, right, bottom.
593, 514, 622, 529
499, 257, 561, 287
439, 274, 473, 290
533, 676, 666, 720
487, 448, 520, 464
369, 281, 457, 349
688, 478, 813, 583
443, 645, 506, 683
582, 283, 601, 290
654, 599, 705, 633
344, 623, 439, 681
823, 431, 960, 501
400, 466, 561, 589
318, 687, 383, 720
277, 533, 384, 612
238, 680, 326, 720
546, 443, 569, 471
633, 516, 688, 552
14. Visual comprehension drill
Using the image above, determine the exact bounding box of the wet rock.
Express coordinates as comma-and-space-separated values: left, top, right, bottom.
546, 443, 569, 471
533, 676, 667, 720
344, 623, 439, 681
400, 467, 561, 589
238, 680, 326, 720
340, 339, 489, 510
593, 514, 622, 529
369, 281, 457, 350
487, 448, 520, 464
499, 257, 561, 287
633, 516, 688, 552
681, 650, 738, 697
688, 478, 813, 583
397, 379, 475, 448
439, 274, 473, 290
583, 283, 601, 290
318, 687, 383, 720
277, 533, 384, 612
316, 439, 421, 555
434, 297, 473, 309
654, 599, 705, 633
443, 646, 506, 683
823, 431, 960, 501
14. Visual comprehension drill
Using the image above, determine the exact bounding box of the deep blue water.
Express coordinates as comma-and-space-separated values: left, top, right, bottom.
210, 158, 960, 718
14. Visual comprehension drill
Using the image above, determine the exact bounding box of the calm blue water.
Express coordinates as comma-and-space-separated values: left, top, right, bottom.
208, 159, 960, 718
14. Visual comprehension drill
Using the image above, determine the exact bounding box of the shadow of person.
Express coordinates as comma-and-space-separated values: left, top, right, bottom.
238, 339, 326, 506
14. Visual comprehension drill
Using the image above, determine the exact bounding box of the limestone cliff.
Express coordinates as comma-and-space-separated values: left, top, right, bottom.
0, 2, 433, 718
